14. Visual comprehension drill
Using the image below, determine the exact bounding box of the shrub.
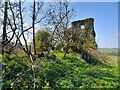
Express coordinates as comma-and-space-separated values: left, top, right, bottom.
35, 29, 51, 53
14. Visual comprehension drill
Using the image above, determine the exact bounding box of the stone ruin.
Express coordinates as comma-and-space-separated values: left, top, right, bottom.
72, 18, 97, 50
71, 18, 107, 64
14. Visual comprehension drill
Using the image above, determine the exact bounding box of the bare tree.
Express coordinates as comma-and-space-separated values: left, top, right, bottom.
46, 0, 74, 58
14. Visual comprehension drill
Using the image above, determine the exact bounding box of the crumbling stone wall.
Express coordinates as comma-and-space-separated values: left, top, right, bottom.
71, 18, 98, 63
72, 18, 97, 50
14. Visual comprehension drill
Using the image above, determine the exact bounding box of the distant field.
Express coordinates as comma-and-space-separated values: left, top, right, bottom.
107, 55, 119, 63
97, 48, 119, 65
97, 48, 119, 54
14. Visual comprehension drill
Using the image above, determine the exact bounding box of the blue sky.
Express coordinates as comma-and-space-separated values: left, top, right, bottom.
69, 2, 118, 48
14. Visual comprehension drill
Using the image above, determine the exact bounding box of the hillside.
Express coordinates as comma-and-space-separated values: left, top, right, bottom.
1, 51, 119, 89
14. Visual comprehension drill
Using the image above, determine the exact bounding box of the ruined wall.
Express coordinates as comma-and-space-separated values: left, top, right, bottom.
72, 18, 97, 49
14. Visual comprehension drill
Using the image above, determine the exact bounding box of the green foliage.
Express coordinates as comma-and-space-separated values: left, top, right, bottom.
35, 29, 51, 53
11, 49, 27, 58
2, 54, 33, 90
39, 51, 119, 88
56, 79, 74, 88
2, 51, 119, 89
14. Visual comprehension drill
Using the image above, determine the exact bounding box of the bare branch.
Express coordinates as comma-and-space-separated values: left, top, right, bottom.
19, 1, 29, 52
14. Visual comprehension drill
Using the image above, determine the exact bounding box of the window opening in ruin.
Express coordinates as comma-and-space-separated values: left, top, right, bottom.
80, 25, 85, 29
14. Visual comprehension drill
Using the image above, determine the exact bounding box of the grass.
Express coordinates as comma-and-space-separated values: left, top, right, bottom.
107, 55, 119, 66
46, 51, 119, 88
1, 51, 119, 89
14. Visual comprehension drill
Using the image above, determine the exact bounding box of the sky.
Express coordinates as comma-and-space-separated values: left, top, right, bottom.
70, 2, 118, 48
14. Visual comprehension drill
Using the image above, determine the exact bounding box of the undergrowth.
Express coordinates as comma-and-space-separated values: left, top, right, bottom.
1, 51, 119, 89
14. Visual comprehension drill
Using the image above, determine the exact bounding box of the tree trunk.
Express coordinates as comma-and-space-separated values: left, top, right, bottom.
32, 0, 36, 55
32, 1, 36, 89
2, 0, 8, 55
29, 54, 36, 90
